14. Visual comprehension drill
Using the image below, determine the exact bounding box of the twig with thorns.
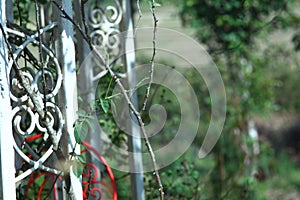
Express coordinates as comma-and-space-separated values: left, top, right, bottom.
141, 0, 159, 114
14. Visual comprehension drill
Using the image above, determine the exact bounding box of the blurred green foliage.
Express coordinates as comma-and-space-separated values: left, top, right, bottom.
177, 0, 300, 53
133, 0, 300, 199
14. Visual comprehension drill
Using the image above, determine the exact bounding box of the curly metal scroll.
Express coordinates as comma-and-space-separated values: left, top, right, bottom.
6, 23, 64, 182
89, 1, 122, 54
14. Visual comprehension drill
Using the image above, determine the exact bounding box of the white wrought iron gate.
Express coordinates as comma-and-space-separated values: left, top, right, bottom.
0, 0, 145, 199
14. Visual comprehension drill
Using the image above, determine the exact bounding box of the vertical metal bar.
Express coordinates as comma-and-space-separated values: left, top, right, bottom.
74, 0, 90, 64
52, 1, 82, 199
5, 0, 13, 22
74, 0, 103, 180
73, 0, 94, 111
0, 0, 16, 199
123, 0, 145, 199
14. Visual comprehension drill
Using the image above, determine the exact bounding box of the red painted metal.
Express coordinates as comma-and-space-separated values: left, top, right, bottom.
25, 134, 43, 143
82, 141, 118, 200
22, 138, 117, 200
26, 171, 62, 199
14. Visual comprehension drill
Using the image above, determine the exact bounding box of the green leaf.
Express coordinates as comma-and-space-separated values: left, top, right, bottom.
148, 0, 161, 10
74, 121, 89, 144
89, 101, 97, 110
99, 119, 106, 126
74, 123, 82, 144
153, 2, 161, 7
192, 170, 199, 179
84, 115, 94, 120
77, 96, 83, 103
100, 98, 110, 113
72, 160, 85, 178
86, 119, 95, 132
148, 1, 161, 13
80, 122, 89, 141
148, 1, 153, 12
76, 109, 87, 117
110, 100, 117, 115
76, 154, 86, 164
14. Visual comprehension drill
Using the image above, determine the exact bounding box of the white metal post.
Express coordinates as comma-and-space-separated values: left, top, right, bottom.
123, 0, 145, 199
74, 0, 104, 172
53, 0, 82, 199
0, 0, 16, 198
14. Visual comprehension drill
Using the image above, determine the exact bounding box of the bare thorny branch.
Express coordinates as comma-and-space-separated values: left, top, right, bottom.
141, 0, 159, 114
80, 0, 89, 36
53, 0, 164, 199
134, 0, 142, 36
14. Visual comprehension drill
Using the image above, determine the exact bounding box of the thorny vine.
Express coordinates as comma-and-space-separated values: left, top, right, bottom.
141, 0, 159, 114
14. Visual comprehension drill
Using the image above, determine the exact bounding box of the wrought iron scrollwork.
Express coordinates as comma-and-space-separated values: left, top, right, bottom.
15, 140, 117, 199
88, 0, 124, 81
4, 0, 122, 198
6, 23, 64, 182
89, 1, 122, 50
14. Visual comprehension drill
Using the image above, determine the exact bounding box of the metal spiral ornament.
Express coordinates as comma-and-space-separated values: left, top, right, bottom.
6, 23, 64, 182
